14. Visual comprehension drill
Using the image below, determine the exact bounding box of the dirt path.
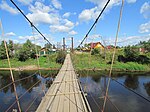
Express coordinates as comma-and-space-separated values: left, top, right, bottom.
0, 65, 59, 71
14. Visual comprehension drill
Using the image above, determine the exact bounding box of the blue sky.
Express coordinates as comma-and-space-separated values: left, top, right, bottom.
0, 0, 150, 47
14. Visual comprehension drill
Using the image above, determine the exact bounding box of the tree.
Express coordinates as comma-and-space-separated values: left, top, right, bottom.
0, 41, 7, 59
144, 40, 150, 52
124, 46, 139, 62
17, 49, 28, 61
17, 39, 36, 61
56, 50, 66, 64
91, 48, 99, 55
45, 43, 52, 49
138, 40, 150, 52
0, 40, 15, 59
8, 40, 14, 58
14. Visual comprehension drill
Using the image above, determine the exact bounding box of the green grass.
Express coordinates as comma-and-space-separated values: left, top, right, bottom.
71, 53, 150, 71
0, 53, 61, 69
113, 62, 149, 71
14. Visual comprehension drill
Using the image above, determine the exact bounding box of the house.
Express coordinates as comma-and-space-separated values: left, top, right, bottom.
106, 45, 115, 50
39, 47, 49, 56
139, 48, 146, 53
90, 42, 104, 49
82, 42, 104, 52
39, 47, 56, 56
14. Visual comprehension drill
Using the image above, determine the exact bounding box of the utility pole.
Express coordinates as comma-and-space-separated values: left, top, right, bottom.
71, 37, 74, 53
63, 37, 65, 51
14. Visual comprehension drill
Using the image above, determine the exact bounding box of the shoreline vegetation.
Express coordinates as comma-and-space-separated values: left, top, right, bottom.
0, 53, 61, 71
0, 52, 150, 72
0, 39, 150, 73
71, 52, 150, 72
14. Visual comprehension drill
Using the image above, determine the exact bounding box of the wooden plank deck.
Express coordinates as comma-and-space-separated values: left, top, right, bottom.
36, 54, 92, 112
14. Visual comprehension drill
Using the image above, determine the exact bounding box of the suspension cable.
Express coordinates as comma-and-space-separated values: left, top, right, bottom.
79, 80, 121, 112
102, 0, 124, 112
5, 80, 41, 112
58, 89, 85, 112
1, 19, 22, 112
32, 26, 41, 75
25, 93, 42, 112
111, 77, 150, 103
10, 0, 52, 46
0, 71, 38, 91
31, 26, 46, 95
95, 79, 121, 112
78, 0, 110, 47
84, 37, 89, 92
86, 85, 102, 111
5, 68, 53, 111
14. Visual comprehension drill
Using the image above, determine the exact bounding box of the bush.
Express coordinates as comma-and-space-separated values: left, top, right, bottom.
91, 48, 99, 55
137, 55, 150, 64
118, 54, 150, 64
118, 55, 126, 62
17, 50, 29, 61
124, 46, 139, 62
56, 51, 66, 64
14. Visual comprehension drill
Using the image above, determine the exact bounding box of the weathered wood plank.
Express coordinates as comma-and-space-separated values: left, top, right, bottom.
36, 54, 91, 112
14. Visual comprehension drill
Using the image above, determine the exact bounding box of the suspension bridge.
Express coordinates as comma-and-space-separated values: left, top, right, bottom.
36, 54, 91, 112
1, 0, 150, 112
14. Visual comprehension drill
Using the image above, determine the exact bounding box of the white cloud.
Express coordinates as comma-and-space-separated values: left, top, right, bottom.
88, 34, 101, 39
18, 33, 54, 46
26, 2, 60, 25
105, 34, 150, 46
69, 30, 78, 35
63, 12, 71, 18
50, 19, 75, 33
5, 32, 16, 36
27, 12, 59, 25
64, 19, 74, 27
126, 0, 136, 3
63, 12, 77, 18
0, 1, 18, 15
29, 2, 54, 13
86, 0, 121, 9
140, 2, 150, 19
19, 35, 37, 40
79, 0, 137, 22
51, 0, 62, 9
27, 1, 76, 34
139, 21, 150, 33
17, 0, 33, 5
79, 0, 121, 22
75, 22, 79, 26
50, 25, 71, 33
79, 7, 98, 22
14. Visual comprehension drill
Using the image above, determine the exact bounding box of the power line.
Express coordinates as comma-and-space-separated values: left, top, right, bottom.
10, 0, 52, 46
78, 0, 110, 47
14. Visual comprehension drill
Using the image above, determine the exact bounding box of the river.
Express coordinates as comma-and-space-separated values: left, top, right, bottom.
0, 70, 150, 112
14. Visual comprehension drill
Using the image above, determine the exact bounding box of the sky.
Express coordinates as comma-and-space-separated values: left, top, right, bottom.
0, 0, 150, 47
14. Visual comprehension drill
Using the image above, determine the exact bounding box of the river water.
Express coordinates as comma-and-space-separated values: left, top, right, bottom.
79, 70, 150, 112
0, 70, 150, 112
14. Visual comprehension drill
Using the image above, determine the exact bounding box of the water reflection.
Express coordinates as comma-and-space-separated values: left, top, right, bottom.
0, 70, 57, 112
91, 74, 101, 83
144, 82, 150, 96
124, 75, 139, 90
1, 70, 150, 112
79, 71, 150, 112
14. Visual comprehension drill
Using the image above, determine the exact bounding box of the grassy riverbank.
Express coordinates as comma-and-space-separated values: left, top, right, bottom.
71, 53, 150, 71
0, 53, 61, 70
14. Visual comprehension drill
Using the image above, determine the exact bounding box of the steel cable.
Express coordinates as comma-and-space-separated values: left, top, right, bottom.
78, 0, 110, 47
